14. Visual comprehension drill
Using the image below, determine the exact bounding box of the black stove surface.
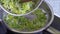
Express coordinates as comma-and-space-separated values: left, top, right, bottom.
51, 16, 60, 31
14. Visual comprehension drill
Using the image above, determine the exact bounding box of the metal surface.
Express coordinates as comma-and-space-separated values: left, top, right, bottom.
45, 0, 60, 18
1, 1, 54, 34
47, 27, 60, 34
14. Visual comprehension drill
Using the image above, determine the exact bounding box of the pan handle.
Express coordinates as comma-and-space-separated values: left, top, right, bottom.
0, 19, 3, 24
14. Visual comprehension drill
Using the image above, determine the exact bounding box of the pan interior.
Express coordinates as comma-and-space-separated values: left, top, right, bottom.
3, 8, 48, 32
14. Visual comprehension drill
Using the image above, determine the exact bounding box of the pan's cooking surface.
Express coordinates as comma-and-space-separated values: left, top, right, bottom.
3, 8, 47, 32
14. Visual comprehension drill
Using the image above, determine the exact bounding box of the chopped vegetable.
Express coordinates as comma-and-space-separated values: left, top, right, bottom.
3, 9, 47, 32
0, 0, 35, 14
